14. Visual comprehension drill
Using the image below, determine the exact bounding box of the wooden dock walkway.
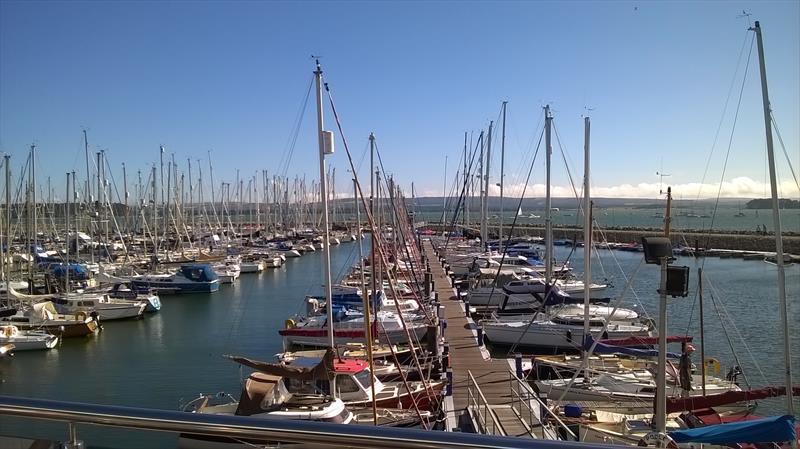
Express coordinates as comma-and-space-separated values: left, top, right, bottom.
423, 240, 542, 438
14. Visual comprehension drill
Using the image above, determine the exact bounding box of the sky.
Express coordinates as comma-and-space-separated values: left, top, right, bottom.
1, 0, 798, 201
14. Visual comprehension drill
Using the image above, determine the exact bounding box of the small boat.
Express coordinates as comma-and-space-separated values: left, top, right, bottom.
0, 325, 59, 351
52, 293, 147, 321
238, 256, 264, 273
102, 282, 162, 312
280, 308, 428, 347
263, 256, 282, 268
0, 343, 13, 358
212, 265, 240, 284
131, 264, 220, 294
3, 301, 99, 337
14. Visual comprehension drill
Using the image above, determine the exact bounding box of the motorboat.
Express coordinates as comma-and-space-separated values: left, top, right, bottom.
3, 301, 99, 337
52, 293, 147, 321
0, 325, 59, 351
130, 264, 220, 294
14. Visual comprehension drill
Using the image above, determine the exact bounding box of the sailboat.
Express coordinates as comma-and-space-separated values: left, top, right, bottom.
481, 109, 652, 350
178, 62, 427, 448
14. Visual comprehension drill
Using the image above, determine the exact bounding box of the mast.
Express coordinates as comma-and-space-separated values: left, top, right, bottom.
355, 176, 377, 424
65, 172, 71, 295
442, 156, 448, 220
499, 101, 507, 250
314, 61, 336, 396
4, 155, 10, 288
483, 122, 492, 250
369, 132, 377, 319
188, 159, 194, 235
753, 20, 794, 423
122, 162, 129, 236
698, 267, 706, 395
31, 144, 37, 283
655, 187, 672, 438
463, 132, 468, 227
72, 171, 78, 268
544, 106, 553, 285
478, 130, 485, 246
582, 116, 591, 364
83, 129, 91, 205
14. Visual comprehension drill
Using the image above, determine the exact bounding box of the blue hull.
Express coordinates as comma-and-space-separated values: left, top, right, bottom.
131, 281, 219, 294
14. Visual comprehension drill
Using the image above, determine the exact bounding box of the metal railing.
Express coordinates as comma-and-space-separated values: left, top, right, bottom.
508, 370, 578, 441
0, 394, 629, 449
466, 370, 504, 436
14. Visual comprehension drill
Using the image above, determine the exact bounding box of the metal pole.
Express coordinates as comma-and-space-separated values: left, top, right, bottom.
4, 155, 10, 287
484, 122, 492, 251
65, 172, 71, 295
499, 102, 506, 250
544, 106, 553, 285
655, 187, 672, 442
582, 116, 591, 364
699, 267, 706, 395
753, 20, 794, 426
314, 61, 336, 397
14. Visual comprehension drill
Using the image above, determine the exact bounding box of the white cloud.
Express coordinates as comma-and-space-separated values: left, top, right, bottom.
419, 176, 800, 199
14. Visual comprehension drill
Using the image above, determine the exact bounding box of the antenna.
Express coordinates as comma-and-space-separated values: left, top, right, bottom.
656, 171, 671, 195
737, 10, 752, 26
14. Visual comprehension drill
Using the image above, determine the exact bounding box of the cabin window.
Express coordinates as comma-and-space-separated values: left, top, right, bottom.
354, 370, 375, 389
336, 375, 360, 393
284, 378, 328, 395
508, 282, 522, 287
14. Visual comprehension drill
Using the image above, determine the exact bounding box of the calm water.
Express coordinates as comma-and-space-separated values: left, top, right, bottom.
418, 205, 800, 233
1, 239, 798, 447
0, 240, 366, 448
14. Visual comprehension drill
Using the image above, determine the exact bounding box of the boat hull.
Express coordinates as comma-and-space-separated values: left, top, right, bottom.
131, 280, 219, 294
280, 325, 428, 348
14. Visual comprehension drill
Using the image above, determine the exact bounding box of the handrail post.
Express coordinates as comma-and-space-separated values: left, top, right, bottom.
64, 421, 84, 449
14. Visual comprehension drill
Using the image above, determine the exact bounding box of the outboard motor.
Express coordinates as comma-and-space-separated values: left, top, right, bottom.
305, 297, 320, 315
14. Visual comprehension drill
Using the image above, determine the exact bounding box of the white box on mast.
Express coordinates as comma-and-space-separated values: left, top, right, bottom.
322, 131, 334, 155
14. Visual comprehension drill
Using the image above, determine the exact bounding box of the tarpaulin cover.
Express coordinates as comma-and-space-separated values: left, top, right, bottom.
669, 414, 796, 443
584, 335, 681, 358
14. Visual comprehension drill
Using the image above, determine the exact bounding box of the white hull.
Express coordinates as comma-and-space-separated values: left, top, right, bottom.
282, 325, 427, 348
283, 250, 302, 258
482, 321, 649, 350
0, 328, 58, 351
239, 262, 264, 273
95, 303, 147, 320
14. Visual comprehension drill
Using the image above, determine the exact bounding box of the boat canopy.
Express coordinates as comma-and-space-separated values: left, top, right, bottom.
179, 264, 218, 282
583, 336, 681, 359
598, 335, 693, 347
666, 385, 800, 414
50, 263, 89, 280
669, 414, 796, 444
225, 347, 335, 381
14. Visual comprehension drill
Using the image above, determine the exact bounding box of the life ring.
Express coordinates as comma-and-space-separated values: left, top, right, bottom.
75, 311, 88, 322
640, 432, 679, 448
705, 357, 721, 375
284, 319, 295, 329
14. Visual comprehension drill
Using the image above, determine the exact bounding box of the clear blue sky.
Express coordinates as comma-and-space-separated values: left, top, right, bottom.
1, 1, 798, 200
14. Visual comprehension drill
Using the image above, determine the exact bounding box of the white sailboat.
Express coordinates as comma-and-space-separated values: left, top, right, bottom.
481, 109, 651, 350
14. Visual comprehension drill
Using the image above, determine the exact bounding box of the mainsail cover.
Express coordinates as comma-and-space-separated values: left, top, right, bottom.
666, 386, 800, 414
669, 414, 796, 443
225, 347, 335, 381
584, 335, 681, 358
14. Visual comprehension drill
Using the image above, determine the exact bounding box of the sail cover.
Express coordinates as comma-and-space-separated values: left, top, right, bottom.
584, 336, 680, 358
226, 347, 335, 381
669, 414, 796, 443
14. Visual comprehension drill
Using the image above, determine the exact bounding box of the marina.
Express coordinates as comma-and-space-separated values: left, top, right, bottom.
1, 2, 799, 448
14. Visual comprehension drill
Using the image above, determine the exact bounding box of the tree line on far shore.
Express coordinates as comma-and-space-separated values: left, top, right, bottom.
746, 198, 800, 209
